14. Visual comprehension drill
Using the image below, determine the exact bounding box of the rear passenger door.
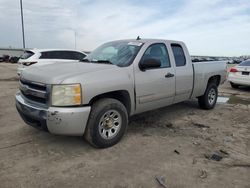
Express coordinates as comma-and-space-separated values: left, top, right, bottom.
170, 44, 193, 103
135, 43, 175, 113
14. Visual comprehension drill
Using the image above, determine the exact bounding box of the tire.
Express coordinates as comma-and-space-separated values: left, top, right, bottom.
198, 83, 218, 110
84, 98, 128, 148
230, 82, 239, 89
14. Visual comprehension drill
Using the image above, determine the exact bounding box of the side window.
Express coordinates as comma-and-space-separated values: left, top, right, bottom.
78, 52, 86, 60
40, 51, 60, 59
40, 51, 86, 60
55, 51, 74, 60
40, 52, 50, 59
52, 51, 63, 59
73, 52, 86, 60
60, 51, 84, 60
171, 44, 186, 67
61, 51, 72, 59
141, 43, 171, 68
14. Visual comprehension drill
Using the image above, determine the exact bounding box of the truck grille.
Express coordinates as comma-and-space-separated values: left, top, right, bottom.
19, 79, 48, 105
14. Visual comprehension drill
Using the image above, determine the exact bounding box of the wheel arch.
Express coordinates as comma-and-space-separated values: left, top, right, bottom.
88, 90, 132, 115
207, 75, 221, 86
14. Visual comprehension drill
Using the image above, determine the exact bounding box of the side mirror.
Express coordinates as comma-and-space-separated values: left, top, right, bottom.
139, 58, 161, 71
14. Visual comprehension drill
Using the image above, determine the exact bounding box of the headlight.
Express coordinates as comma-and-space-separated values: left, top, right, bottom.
51, 84, 82, 106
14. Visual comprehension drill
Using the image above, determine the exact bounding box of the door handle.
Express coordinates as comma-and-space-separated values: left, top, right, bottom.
165, 73, 175, 78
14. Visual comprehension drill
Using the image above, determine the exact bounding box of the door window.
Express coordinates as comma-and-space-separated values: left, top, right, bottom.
141, 43, 171, 68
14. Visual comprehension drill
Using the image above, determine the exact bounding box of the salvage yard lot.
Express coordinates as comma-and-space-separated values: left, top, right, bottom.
0, 63, 249, 188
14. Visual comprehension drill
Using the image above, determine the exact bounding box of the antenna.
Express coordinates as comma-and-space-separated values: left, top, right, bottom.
136, 36, 141, 40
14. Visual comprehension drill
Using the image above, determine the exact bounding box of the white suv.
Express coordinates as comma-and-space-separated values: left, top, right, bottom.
17, 49, 87, 75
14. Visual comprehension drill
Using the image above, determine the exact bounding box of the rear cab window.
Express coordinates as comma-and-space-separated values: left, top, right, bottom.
171, 44, 186, 67
20, 51, 34, 59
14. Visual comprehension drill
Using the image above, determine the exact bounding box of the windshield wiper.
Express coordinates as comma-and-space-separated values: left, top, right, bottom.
81, 59, 113, 65
95, 60, 113, 65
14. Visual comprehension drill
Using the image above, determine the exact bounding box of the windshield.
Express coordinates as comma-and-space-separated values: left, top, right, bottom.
20, 51, 34, 59
85, 41, 143, 67
239, 60, 250, 66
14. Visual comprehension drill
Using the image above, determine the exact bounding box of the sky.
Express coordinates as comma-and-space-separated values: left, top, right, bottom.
0, 0, 250, 56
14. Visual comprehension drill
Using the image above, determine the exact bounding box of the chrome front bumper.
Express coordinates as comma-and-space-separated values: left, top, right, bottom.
16, 92, 91, 136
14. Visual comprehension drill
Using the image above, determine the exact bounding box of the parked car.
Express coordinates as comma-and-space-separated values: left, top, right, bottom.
228, 59, 250, 88
2, 55, 10, 62
227, 59, 234, 64
232, 59, 242, 64
16, 39, 227, 148
17, 49, 87, 75
9, 56, 20, 63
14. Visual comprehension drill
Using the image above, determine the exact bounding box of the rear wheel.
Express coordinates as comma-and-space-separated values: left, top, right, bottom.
84, 98, 128, 148
198, 83, 218, 110
230, 82, 239, 89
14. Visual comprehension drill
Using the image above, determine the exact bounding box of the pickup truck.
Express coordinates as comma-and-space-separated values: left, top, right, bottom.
16, 39, 227, 148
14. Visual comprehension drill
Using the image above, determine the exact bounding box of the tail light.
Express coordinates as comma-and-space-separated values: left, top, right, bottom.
229, 67, 238, 73
22, 62, 37, 66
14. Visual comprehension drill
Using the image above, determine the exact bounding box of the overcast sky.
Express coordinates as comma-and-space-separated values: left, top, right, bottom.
0, 0, 250, 56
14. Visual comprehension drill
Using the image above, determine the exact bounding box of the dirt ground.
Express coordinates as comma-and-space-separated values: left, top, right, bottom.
0, 63, 249, 188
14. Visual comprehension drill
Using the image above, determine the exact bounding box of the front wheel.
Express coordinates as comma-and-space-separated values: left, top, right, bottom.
84, 98, 128, 148
198, 83, 218, 110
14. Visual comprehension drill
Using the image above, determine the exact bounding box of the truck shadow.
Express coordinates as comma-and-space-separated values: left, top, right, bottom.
30, 129, 92, 150
127, 100, 199, 135
24, 100, 207, 149
27, 101, 199, 150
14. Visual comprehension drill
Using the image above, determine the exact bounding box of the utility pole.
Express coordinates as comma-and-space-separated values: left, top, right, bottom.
20, 0, 26, 49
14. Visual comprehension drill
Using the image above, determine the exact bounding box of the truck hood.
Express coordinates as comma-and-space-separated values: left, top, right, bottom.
21, 62, 118, 84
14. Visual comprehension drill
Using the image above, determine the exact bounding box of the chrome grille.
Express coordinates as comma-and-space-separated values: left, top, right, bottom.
19, 79, 47, 104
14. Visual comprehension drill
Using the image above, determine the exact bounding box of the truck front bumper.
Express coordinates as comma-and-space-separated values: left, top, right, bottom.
16, 93, 91, 136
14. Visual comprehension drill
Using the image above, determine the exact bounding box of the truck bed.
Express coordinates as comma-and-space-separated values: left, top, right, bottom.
191, 61, 227, 98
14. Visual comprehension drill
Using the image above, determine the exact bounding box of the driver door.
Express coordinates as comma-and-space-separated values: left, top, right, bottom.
135, 43, 175, 114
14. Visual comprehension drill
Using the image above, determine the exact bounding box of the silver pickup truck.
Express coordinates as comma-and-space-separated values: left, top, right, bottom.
16, 39, 227, 148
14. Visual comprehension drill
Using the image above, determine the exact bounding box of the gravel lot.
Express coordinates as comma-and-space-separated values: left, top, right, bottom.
0, 63, 249, 188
